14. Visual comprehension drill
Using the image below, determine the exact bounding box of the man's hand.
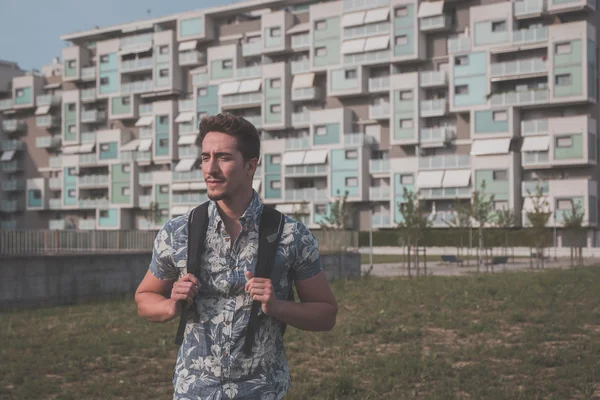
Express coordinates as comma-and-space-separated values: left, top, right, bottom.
245, 271, 279, 316
166, 273, 201, 318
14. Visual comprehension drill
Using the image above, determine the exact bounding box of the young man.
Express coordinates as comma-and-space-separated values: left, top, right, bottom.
135, 113, 338, 399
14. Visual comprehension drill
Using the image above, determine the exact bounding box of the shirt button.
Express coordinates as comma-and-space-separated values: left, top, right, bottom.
225, 320, 231, 325
223, 350, 229, 357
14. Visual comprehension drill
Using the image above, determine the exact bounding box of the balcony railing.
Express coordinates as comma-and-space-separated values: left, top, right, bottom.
448, 36, 471, 53
36, 136, 61, 149
36, 94, 61, 106
420, 127, 455, 144
221, 92, 261, 107
0, 160, 24, 172
236, 66, 262, 79
369, 159, 390, 174
522, 151, 549, 165
172, 193, 208, 205
420, 187, 472, 200
0, 200, 22, 213
243, 116, 261, 128
242, 41, 262, 57
79, 175, 109, 186
178, 123, 196, 135
285, 165, 328, 177
419, 71, 447, 87
49, 178, 61, 190
0, 140, 25, 151
139, 104, 153, 115
178, 146, 200, 158
490, 89, 549, 107
292, 87, 319, 101
429, 211, 457, 227
80, 110, 106, 123
368, 76, 390, 92
178, 99, 194, 112
343, 22, 390, 40
371, 214, 391, 227
343, 0, 389, 12
419, 15, 451, 31
120, 151, 136, 162
291, 60, 311, 74
285, 188, 328, 202
172, 170, 203, 181
80, 131, 96, 143
49, 156, 61, 169
139, 127, 153, 138
369, 103, 390, 120
2, 120, 25, 132
2, 179, 25, 191
179, 51, 205, 66
369, 186, 391, 200
121, 57, 153, 73
490, 58, 547, 78
291, 34, 310, 49
420, 99, 447, 117
49, 220, 65, 230
48, 199, 62, 210
78, 219, 96, 230
81, 66, 96, 80
136, 151, 152, 163
344, 133, 375, 146
36, 115, 60, 128
512, 27, 548, 46
80, 88, 96, 102
522, 180, 549, 195
291, 112, 310, 126
285, 137, 310, 150
343, 49, 390, 66
120, 33, 153, 49
419, 154, 470, 170
0, 220, 18, 230
121, 80, 153, 94
522, 119, 549, 136
79, 153, 98, 165
192, 73, 208, 86
138, 172, 153, 185
79, 198, 109, 208
514, 0, 544, 16
138, 195, 152, 208
0, 99, 14, 111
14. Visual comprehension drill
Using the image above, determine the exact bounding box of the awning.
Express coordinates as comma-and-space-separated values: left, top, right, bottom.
62, 145, 80, 155
35, 105, 51, 115
341, 38, 366, 54
219, 81, 240, 96
522, 136, 549, 152
175, 158, 197, 172
171, 206, 192, 215
238, 78, 262, 94
135, 116, 153, 127
471, 138, 511, 156
342, 11, 366, 27
364, 35, 390, 52
138, 139, 152, 151
418, 1, 445, 18
171, 183, 191, 191
177, 135, 198, 145
252, 179, 261, 192
286, 22, 310, 34
78, 143, 96, 153
364, 8, 390, 24
119, 44, 153, 55
189, 182, 207, 190
442, 169, 471, 188
282, 151, 306, 166
416, 171, 445, 188
44, 82, 62, 90
178, 40, 198, 51
120, 139, 140, 151
0, 150, 15, 161
291, 73, 315, 89
175, 112, 195, 123
303, 150, 328, 165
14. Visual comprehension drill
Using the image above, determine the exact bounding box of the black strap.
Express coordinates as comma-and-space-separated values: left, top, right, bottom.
243, 206, 285, 355
174, 202, 209, 346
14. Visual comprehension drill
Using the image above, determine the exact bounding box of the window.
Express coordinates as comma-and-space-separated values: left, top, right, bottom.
345, 150, 358, 159
121, 96, 131, 105
222, 59, 233, 69
555, 74, 572, 86
494, 201, 508, 211
455, 56, 469, 66
400, 119, 413, 128
395, 35, 408, 46
493, 110, 507, 121
455, 85, 469, 95
121, 187, 131, 196
400, 90, 413, 100
345, 177, 358, 187
159, 185, 169, 193
556, 136, 573, 147
270, 104, 281, 113
555, 42, 571, 55
68, 60, 76, 68
401, 174, 414, 185
395, 7, 408, 17
315, 126, 327, 136
32, 190, 41, 200
270, 27, 281, 37
345, 69, 357, 79
68, 189, 76, 197
99, 210, 109, 218
68, 103, 76, 112
100, 144, 110, 152
100, 77, 109, 86
270, 78, 281, 88
271, 155, 281, 164
557, 199, 573, 210
68, 124, 76, 134
159, 45, 169, 54
270, 180, 281, 189
159, 116, 169, 124
493, 170, 508, 181
100, 55, 109, 64
159, 138, 169, 147
122, 164, 130, 173
315, 20, 327, 30
197, 87, 207, 96
68, 167, 76, 176
491, 21, 507, 32
315, 47, 327, 57
315, 204, 327, 214
159, 69, 169, 78
15, 88, 24, 97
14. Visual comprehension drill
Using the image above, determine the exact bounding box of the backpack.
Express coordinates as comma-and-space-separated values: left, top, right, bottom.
174, 201, 293, 355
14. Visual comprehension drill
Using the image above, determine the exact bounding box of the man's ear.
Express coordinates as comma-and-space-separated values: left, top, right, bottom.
247, 158, 259, 174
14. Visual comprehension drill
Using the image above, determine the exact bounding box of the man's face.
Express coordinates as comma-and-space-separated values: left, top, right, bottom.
200, 131, 256, 201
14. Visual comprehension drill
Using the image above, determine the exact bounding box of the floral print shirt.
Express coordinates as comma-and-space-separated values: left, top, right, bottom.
149, 191, 322, 400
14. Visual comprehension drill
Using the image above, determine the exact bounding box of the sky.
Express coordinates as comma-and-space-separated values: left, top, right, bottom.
0, 0, 241, 71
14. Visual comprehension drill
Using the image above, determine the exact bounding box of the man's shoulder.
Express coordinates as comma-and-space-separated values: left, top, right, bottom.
159, 212, 190, 236
280, 214, 319, 246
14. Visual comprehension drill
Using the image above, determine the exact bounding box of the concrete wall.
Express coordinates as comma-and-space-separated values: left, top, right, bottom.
0, 251, 360, 310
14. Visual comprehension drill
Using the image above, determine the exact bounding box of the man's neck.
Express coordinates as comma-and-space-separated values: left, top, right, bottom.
216, 188, 254, 224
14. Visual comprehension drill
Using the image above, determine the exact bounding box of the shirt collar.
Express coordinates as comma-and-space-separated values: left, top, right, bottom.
210, 190, 264, 234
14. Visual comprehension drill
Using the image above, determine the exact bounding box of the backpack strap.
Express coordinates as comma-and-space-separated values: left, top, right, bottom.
243, 206, 285, 355
174, 201, 209, 346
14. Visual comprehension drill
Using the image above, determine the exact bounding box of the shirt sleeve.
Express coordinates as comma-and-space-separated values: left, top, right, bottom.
148, 221, 179, 281
291, 222, 323, 281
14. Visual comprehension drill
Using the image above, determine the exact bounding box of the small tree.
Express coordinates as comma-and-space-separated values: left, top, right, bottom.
561, 201, 585, 267
397, 187, 431, 278
148, 201, 160, 225
494, 207, 518, 260
318, 190, 353, 230
525, 184, 552, 269
445, 199, 472, 263
471, 181, 496, 272
290, 201, 309, 224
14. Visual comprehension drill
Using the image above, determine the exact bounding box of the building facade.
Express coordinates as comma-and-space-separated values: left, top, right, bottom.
0, 0, 598, 243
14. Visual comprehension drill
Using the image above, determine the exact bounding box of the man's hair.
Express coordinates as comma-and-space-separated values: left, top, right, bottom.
199, 113, 260, 161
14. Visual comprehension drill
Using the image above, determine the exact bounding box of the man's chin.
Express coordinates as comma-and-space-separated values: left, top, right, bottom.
207, 189, 227, 201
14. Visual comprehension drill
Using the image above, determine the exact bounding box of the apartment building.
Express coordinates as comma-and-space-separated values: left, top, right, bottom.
0, 0, 598, 244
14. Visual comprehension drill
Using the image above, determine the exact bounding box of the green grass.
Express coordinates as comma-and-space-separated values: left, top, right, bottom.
2, 268, 600, 399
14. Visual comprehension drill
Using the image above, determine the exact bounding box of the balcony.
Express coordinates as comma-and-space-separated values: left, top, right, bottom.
514, 0, 544, 17
429, 211, 456, 227
139, 104, 153, 115
79, 198, 109, 209
49, 220, 65, 230
522, 119, 548, 136
49, 178, 61, 190
368, 76, 390, 92
371, 214, 391, 227
291, 112, 310, 126
120, 151, 136, 162
80, 110, 106, 124
139, 127, 153, 138
79, 153, 98, 165
420, 127, 455, 147
242, 41, 262, 57
419, 154, 470, 170
0, 99, 14, 111
136, 151, 152, 163
490, 58, 547, 79
80, 131, 96, 143
291, 60, 310, 75
78, 219, 96, 230
121, 57, 153, 73
0, 140, 25, 151
490, 89, 549, 107
343, 49, 390, 66
2, 119, 25, 133
48, 199, 62, 210
36, 115, 60, 128
49, 156, 62, 169
178, 98, 194, 112
522, 180, 549, 195
193, 73, 208, 86
172, 169, 203, 181
179, 51, 205, 66
0, 200, 23, 213
81, 66, 96, 80
179, 123, 197, 135
344, 22, 390, 40
0, 220, 18, 230
420, 187, 472, 200
236, 66, 262, 79
369, 186, 391, 201
420, 99, 447, 117
243, 115, 262, 128
291, 34, 310, 49
419, 15, 451, 32
120, 33, 153, 49
512, 27, 548, 46
172, 193, 208, 205
80, 88, 96, 102
448, 36, 471, 53
179, 146, 200, 158
291, 87, 320, 102
79, 175, 109, 187
121, 80, 153, 94
138, 195, 152, 208
285, 137, 310, 150
522, 150, 549, 166
2, 179, 25, 191
285, 188, 328, 202
369, 159, 390, 174
36, 94, 61, 106
285, 165, 328, 177
344, 133, 375, 146
420, 71, 447, 87
343, 0, 389, 12
36, 136, 61, 149
221, 92, 261, 108
369, 103, 391, 120
138, 172, 153, 185
0, 160, 24, 172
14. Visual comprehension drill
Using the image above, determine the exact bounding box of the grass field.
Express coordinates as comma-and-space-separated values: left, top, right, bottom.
2, 268, 600, 399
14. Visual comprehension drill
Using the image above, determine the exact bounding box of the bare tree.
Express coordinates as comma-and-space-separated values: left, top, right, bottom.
525, 184, 552, 269
561, 201, 585, 267
319, 190, 353, 230
471, 181, 496, 272
494, 207, 518, 260
290, 201, 309, 224
445, 199, 472, 264
397, 187, 431, 278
